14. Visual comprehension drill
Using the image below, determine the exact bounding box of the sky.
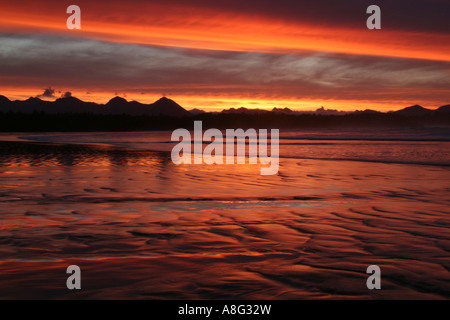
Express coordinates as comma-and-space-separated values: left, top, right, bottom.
0, 0, 449, 111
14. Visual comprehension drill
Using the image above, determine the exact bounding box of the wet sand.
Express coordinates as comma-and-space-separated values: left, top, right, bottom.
0, 140, 449, 299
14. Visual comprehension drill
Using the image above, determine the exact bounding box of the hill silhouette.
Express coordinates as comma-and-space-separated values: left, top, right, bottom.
0, 94, 449, 131
436, 105, 450, 114
0, 95, 10, 104
392, 105, 433, 117
0, 95, 190, 117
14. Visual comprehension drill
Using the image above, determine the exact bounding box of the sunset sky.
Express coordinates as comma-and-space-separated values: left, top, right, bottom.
1, 0, 449, 111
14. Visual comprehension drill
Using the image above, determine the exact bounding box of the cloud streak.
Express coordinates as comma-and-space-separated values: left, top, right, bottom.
1, 34, 448, 110
1, 1, 449, 61
0, 1, 448, 110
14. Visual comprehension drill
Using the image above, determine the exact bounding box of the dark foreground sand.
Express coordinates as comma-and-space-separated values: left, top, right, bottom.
0, 141, 449, 299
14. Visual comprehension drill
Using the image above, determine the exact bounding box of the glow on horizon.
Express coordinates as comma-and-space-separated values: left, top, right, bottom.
1, 88, 444, 112
1, 1, 449, 112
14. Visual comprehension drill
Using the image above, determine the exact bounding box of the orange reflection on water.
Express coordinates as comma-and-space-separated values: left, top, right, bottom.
0, 141, 449, 299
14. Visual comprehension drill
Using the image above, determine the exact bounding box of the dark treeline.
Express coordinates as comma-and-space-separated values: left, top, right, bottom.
1, 110, 450, 132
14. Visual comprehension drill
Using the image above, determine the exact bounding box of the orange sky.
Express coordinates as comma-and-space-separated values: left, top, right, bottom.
0, 0, 449, 111
2, 3, 449, 61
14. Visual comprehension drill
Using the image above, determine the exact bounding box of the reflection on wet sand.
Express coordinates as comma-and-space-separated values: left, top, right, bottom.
0, 141, 449, 299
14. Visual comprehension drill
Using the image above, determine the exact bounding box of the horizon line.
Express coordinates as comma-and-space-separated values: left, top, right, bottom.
1, 93, 448, 114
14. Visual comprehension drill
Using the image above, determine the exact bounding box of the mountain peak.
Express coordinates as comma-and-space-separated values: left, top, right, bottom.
55, 96, 83, 103
0, 95, 10, 103
26, 97, 43, 102
154, 96, 176, 104
107, 96, 128, 105
407, 105, 426, 110
394, 105, 432, 116
151, 96, 191, 116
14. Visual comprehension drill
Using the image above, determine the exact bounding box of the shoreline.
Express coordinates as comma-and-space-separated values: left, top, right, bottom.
1, 138, 449, 169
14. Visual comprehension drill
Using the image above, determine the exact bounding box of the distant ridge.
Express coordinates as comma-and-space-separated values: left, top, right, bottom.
0, 95, 10, 104
392, 105, 432, 116
217, 105, 448, 116
1, 94, 449, 131
0, 95, 191, 117
0, 94, 449, 117
436, 105, 450, 114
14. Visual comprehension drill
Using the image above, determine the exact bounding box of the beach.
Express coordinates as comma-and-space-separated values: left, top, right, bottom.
0, 130, 449, 299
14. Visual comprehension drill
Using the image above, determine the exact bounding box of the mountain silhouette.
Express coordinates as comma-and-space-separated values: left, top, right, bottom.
0, 95, 191, 117
106, 96, 128, 106
353, 109, 381, 114
1, 95, 449, 131
393, 105, 432, 116
151, 97, 191, 116
0, 95, 10, 104
436, 104, 450, 114
56, 96, 85, 105
0, 94, 449, 120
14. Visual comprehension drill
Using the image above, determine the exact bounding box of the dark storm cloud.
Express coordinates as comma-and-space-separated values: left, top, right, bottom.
36, 87, 55, 98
